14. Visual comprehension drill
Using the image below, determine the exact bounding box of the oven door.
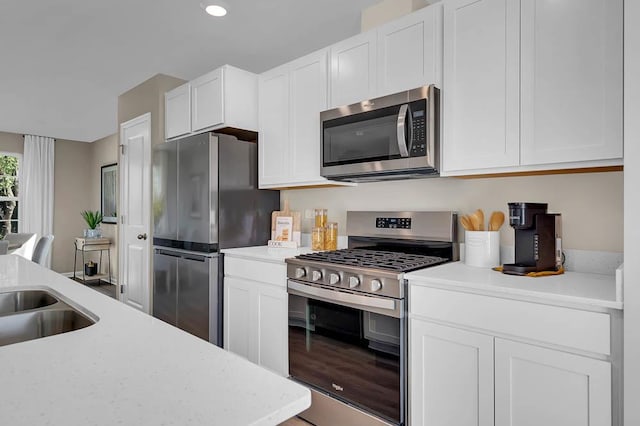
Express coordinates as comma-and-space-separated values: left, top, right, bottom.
288, 280, 405, 425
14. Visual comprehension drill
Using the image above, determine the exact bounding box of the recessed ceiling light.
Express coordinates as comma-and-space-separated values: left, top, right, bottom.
204, 4, 227, 17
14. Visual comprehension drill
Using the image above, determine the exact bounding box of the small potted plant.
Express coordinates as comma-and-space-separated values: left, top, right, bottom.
81, 210, 103, 238
84, 260, 98, 276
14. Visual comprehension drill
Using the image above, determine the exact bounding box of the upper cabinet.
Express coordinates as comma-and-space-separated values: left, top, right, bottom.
441, 0, 623, 176
328, 3, 443, 109
165, 65, 258, 140
259, 49, 344, 189
165, 83, 191, 139
329, 32, 377, 108
377, 4, 443, 97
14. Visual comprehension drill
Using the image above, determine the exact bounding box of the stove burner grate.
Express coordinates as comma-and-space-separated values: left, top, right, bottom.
295, 249, 448, 272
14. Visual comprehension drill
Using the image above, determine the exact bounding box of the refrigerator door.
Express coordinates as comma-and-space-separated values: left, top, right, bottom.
177, 133, 218, 245
177, 253, 215, 342
153, 248, 179, 325
152, 140, 178, 240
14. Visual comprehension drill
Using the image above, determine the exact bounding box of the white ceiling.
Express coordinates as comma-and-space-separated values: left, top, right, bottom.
0, 0, 379, 142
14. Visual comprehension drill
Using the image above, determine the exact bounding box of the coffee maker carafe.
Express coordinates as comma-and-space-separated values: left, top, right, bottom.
502, 202, 562, 275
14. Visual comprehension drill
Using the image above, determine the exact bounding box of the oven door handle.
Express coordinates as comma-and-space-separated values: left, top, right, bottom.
288, 280, 399, 315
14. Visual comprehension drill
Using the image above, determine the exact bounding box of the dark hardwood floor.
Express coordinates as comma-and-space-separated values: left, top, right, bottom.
72, 278, 117, 299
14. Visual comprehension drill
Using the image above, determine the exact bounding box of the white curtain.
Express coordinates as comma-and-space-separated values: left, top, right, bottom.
18, 135, 55, 267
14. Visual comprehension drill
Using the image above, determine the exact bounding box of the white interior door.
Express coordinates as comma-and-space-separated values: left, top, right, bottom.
119, 113, 151, 313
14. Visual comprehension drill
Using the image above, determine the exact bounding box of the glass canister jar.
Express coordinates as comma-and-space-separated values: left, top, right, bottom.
325, 222, 338, 251
314, 208, 327, 228
312, 227, 325, 251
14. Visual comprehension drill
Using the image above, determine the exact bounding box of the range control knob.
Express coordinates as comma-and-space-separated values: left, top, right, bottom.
329, 273, 340, 285
295, 268, 306, 279
312, 270, 323, 281
371, 279, 383, 292
349, 276, 361, 288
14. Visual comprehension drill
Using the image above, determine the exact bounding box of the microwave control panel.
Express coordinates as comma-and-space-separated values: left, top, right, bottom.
376, 217, 412, 229
410, 102, 427, 157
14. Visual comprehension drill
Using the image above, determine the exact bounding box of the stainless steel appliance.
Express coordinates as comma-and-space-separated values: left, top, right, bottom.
320, 85, 440, 182
152, 133, 280, 346
286, 211, 458, 426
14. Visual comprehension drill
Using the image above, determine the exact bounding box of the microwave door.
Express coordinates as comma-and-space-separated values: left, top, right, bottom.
396, 104, 412, 158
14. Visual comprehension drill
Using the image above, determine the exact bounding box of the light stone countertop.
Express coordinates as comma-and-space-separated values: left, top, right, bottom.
221, 246, 315, 264
406, 261, 622, 311
0, 255, 310, 426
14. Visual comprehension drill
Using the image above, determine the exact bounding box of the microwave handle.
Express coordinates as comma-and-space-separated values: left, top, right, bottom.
396, 104, 412, 157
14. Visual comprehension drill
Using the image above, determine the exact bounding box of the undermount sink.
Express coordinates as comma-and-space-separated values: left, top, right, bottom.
0, 290, 58, 315
0, 289, 97, 347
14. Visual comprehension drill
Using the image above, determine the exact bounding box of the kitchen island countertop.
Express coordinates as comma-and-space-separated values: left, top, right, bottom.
0, 255, 310, 426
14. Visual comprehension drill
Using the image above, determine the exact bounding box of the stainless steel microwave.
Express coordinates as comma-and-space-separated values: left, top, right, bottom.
320, 85, 440, 182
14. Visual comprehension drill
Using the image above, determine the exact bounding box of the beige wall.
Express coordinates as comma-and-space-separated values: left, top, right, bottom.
0, 131, 24, 154
361, 0, 429, 31
90, 133, 119, 279
118, 74, 186, 146
282, 171, 623, 252
51, 140, 94, 272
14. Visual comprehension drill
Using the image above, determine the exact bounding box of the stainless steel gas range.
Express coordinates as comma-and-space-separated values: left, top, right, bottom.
286, 211, 459, 426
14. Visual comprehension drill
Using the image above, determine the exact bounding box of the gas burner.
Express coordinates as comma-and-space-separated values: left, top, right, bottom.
295, 249, 448, 272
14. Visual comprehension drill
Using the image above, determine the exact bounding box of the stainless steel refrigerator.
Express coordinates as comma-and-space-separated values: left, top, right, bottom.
152, 133, 279, 346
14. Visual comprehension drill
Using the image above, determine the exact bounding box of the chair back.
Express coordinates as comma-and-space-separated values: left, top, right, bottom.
0, 240, 9, 255
32, 235, 55, 266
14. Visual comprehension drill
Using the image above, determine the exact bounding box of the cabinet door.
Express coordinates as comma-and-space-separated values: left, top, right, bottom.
258, 68, 290, 187
165, 83, 191, 139
289, 50, 329, 184
495, 339, 611, 426
191, 68, 224, 132
223, 277, 253, 361
442, 0, 520, 173
255, 283, 288, 377
329, 31, 377, 108
377, 4, 443, 97
520, 0, 623, 165
410, 320, 494, 426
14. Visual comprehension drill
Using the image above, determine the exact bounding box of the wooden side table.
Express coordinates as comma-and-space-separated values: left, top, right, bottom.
73, 237, 112, 285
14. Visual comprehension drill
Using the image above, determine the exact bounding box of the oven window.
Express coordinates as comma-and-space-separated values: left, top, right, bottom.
288, 293, 402, 424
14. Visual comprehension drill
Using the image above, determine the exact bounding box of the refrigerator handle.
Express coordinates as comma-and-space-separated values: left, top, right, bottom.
156, 249, 182, 258
182, 254, 208, 263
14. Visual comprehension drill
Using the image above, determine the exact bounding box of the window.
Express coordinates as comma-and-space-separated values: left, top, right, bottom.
0, 153, 20, 238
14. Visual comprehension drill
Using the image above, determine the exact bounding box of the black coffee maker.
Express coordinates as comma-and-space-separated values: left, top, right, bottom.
502, 202, 562, 275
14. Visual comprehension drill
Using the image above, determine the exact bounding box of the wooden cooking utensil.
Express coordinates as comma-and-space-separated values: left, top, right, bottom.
488, 211, 505, 231
460, 215, 473, 231
469, 209, 484, 231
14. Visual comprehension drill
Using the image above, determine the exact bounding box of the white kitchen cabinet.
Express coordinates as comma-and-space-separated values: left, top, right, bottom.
259, 49, 348, 189
223, 256, 288, 377
164, 83, 191, 139
442, 0, 520, 172
377, 4, 443, 97
441, 0, 623, 175
165, 65, 258, 140
495, 338, 612, 426
329, 31, 377, 108
191, 65, 258, 133
410, 320, 494, 426
519, 0, 623, 165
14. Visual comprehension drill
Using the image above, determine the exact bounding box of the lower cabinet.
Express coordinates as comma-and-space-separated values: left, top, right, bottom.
494, 339, 611, 426
410, 318, 613, 426
410, 321, 494, 426
224, 276, 288, 377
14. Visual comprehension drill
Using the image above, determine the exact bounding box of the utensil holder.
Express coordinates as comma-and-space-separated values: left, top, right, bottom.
465, 231, 500, 268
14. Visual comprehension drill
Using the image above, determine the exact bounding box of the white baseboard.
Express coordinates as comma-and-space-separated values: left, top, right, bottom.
62, 271, 117, 285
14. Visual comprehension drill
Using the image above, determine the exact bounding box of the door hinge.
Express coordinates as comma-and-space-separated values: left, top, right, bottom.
120, 214, 124, 224
120, 144, 125, 155
120, 285, 125, 294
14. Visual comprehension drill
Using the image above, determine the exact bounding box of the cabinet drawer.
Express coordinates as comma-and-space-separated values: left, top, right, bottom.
224, 256, 286, 288
410, 286, 610, 355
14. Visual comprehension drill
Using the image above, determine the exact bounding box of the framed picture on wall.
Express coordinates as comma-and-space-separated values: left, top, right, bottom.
101, 163, 118, 224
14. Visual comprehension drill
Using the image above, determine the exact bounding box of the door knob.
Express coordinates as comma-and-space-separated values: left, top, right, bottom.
137, 233, 147, 240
